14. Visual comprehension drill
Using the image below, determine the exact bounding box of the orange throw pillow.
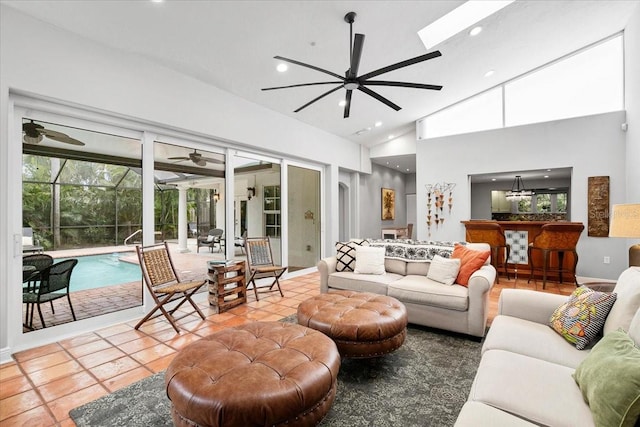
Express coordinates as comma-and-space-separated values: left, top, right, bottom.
451, 244, 490, 286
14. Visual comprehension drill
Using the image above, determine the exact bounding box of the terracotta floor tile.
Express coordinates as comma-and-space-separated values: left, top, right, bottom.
20, 351, 73, 374
88, 356, 141, 382
0, 390, 43, 421
130, 343, 176, 365
38, 371, 97, 403
192, 323, 227, 338
95, 323, 135, 338
0, 375, 32, 400
0, 404, 55, 427
66, 339, 113, 359
117, 336, 160, 354
58, 417, 76, 427
58, 332, 102, 350
104, 329, 147, 346
26, 360, 84, 387
47, 383, 107, 422
103, 366, 153, 393
76, 347, 126, 370
0, 364, 21, 382
145, 353, 176, 373
163, 332, 202, 350
12, 343, 65, 363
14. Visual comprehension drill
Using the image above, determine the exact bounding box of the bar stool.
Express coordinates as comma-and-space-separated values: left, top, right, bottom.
465, 221, 510, 283
527, 223, 584, 289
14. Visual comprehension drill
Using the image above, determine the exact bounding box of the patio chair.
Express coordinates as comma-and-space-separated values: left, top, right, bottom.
22, 227, 44, 254
23, 259, 77, 329
197, 228, 224, 253
135, 242, 206, 333
245, 236, 287, 301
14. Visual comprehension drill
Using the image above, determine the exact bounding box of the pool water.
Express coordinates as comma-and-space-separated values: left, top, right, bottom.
59, 253, 142, 291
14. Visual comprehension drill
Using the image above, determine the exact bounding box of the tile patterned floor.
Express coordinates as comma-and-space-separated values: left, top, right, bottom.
1, 271, 576, 427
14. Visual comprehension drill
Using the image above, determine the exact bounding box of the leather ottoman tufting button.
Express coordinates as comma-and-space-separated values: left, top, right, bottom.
297, 290, 408, 358
165, 321, 340, 427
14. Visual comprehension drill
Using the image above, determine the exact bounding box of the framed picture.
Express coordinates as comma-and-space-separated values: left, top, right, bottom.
381, 188, 395, 220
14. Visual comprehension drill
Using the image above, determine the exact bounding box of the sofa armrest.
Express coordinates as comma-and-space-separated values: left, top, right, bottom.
498, 289, 569, 324
466, 265, 497, 337
317, 256, 337, 293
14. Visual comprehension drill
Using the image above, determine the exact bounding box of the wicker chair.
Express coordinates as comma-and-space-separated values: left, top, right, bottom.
135, 242, 206, 333
245, 236, 287, 301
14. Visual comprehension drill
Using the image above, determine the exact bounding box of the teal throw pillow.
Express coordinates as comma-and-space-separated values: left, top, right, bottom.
573, 329, 640, 427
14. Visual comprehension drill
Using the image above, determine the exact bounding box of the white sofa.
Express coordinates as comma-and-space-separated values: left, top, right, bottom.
317, 242, 496, 338
456, 267, 640, 426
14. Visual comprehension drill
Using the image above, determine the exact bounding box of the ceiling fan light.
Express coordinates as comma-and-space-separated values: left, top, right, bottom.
338, 100, 347, 107
23, 134, 43, 144
276, 63, 288, 72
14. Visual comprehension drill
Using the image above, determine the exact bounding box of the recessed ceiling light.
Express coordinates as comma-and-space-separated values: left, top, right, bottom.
544, 175, 549, 178
417, 0, 514, 49
484, 69, 495, 77
151, 0, 163, 3
374, 121, 382, 127
388, 134, 395, 140
491, 178, 497, 181
469, 26, 483, 36
276, 63, 288, 72
547, 169, 552, 171
406, 168, 410, 172
396, 165, 400, 168
338, 100, 347, 107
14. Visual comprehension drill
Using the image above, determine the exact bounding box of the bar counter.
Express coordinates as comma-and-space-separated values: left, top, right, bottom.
461, 220, 584, 283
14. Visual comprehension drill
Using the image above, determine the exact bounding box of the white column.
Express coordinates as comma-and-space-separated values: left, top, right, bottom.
177, 186, 189, 253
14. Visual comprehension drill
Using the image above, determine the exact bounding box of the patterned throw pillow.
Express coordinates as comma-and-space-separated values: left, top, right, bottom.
549, 286, 617, 350
335, 239, 369, 272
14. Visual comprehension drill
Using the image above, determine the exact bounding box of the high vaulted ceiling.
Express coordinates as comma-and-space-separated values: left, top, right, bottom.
3, 0, 638, 153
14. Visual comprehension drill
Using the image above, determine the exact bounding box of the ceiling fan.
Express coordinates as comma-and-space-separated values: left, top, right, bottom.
262, 11, 443, 118
22, 120, 85, 146
168, 150, 224, 167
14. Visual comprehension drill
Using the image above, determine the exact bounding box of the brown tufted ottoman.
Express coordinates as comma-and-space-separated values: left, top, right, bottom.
297, 290, 408, 358
165, 321, 340, 427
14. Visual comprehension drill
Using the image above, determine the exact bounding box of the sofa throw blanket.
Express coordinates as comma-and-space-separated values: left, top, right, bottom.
366, 239, 463, 262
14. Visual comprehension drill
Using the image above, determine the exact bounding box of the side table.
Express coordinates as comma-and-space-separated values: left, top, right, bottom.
207, 261, 247, 313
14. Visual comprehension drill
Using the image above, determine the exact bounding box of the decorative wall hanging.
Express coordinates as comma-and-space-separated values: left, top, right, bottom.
587, 176, 610, 237
382, 188, 395, 220
425, 182, 456, 237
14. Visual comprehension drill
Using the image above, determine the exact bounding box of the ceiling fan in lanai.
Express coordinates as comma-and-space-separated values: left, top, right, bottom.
262, 11, 443, 118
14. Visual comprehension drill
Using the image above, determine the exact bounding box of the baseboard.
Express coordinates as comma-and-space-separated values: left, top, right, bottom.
0, 346, 13, 365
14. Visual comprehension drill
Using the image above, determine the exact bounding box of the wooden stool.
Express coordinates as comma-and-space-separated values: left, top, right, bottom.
527, 223, 584, 289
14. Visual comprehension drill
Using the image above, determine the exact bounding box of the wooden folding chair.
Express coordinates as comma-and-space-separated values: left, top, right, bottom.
244, 236, 287, 301
135, 242, 206, 333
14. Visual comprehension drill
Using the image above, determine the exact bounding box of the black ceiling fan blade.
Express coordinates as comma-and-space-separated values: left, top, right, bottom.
357, 86, 401, 111
262, 81, 343, 91
343, 90, 353, 118
294, 85, 343, 113
364, 80, 443, 90
348, 33, 365, 78
359, 50, 442, 81
274, 56, 345, 80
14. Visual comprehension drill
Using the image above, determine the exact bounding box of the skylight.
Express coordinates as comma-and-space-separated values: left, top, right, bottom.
417, 0, 515, 50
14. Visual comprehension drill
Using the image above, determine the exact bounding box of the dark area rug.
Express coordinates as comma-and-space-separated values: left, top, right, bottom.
70, 321, 482, 427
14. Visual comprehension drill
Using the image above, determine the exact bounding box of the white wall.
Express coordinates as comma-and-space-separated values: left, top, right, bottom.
625, 5, 640, 203
359, 163, 408, 239
416, 111, 629, 279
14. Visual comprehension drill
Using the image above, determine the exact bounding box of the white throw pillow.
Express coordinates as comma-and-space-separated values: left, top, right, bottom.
427, 255, 461, 285
354, 246, 386, 275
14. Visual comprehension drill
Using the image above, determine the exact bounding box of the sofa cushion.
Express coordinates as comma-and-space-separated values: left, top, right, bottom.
469, 349, 594, 427
426, 255, 460, 285
388, 276, 468, 311
385, 258, 407, 275
573, 329, 640, 427
483, 315, 591, 368
335, 239, 368, 272
406, 261, 430, 276
452, 244, 490, 286
604, 267, 640, 335
354, 246, 385, 275
549, 286, 617, 350
327, 271, 401, 295
455, 402, 538, 427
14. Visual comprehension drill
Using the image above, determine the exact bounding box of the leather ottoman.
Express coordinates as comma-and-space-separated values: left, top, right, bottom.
165, 321, 340, 427
297, 290, 408, 358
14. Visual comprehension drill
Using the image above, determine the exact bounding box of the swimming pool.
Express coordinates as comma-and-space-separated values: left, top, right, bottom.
58, 253, 142, 291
